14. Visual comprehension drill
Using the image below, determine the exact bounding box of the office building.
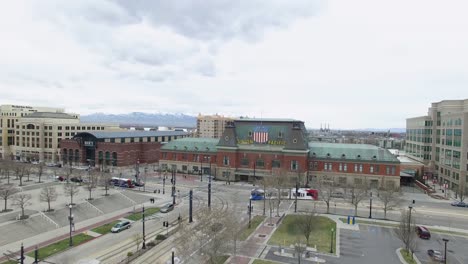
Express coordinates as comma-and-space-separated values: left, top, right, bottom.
406, 99, 468, 194
196, 114, 233, 138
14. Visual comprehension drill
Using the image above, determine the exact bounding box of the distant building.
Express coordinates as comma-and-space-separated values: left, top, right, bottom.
60, 130, 189, 168
196, 114, 233, 138
0, 104, 69, 159
160, 118, 400, 188
12, 112, 121, 163
406, 99, 468, 194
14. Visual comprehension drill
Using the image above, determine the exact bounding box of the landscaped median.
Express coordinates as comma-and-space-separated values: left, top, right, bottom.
26, 233, 94, 260
239, 215, 267, 240
91, 220, 120, 235
125, 207, 159, 221
269, 215, 336, 253
398, 248, 418, 264
252, 259, 281, 264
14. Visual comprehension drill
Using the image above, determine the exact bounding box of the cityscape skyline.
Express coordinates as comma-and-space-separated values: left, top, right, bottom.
1, 0, 468, 129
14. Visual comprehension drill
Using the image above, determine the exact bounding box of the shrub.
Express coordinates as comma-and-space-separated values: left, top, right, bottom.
127, 252, 133, 257
146, 241, 156, 247
156, 234, 166, 240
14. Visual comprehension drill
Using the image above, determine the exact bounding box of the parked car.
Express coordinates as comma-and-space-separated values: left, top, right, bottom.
111, 220, 131, 233
427, 249, 444, 261
451, 201, 467, 207
133, 180, 145, 187
55, 176, 65, 182
415, 225, 431, 239
160, 203, 175, 213
70, 177, 83, 183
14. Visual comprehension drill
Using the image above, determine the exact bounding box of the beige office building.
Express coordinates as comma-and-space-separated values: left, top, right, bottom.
406, 99, 468, 195
196, 114, 233, 138
1, 105, 66, 159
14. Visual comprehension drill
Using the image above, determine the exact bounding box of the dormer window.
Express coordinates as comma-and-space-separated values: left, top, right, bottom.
184, 146, 188, 150
173, 146, 177, 150
341, 154, 346, 159
312, 152, 316, 158
357, 154, 361, 159
326, 153, 331, 158
372, 155, 377, 160
194, 147, 198, 151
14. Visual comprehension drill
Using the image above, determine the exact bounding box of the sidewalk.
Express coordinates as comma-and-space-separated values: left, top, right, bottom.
0, 194, 169, 263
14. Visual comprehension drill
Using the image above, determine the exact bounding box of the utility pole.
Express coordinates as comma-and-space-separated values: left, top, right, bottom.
248, 198, 252, 228
295, 181, 298, 213
142, 205, 146, 249
208, 157, 212, 208
189, 189, 193, 223
369, 192, 373, 219
20, 243, 24, 264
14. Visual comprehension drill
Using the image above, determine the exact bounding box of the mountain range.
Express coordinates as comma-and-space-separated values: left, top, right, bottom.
81, 112, 197, 127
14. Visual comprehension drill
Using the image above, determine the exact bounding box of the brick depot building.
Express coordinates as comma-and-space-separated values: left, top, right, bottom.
60, 131, 189, 168
160, 118, 401, 188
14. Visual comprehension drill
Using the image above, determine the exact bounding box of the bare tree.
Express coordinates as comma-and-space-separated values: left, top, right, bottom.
63, 183, 80, 205
64, 166, 74, 183
458, 184, 467, 203
318, 175, 336, 214
85, 170, 98, 200
293, 236, 307, 264
271, 168, 288, 217
349, 183, 368, 217
37, 163, 44, 183
297, 210, 317, 246
40, 186, 58, 212
379, 187, 401, 219
133, 233, 142, 252
395, 208, 418, 258
12, 193, 32, 219
0, 185, 20, 212
25, 166, 32, 182
99, 170, 113, 196
223, 205, 244, 257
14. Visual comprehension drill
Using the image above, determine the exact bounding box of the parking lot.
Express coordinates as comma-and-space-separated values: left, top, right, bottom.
415, 232, 468, 264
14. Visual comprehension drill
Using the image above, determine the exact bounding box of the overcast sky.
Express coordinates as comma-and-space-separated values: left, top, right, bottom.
1, 0, 468, 129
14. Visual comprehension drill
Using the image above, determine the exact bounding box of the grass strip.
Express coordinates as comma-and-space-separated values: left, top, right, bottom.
400, 248, 417, 264
125, 207, 159, 221
91, 220, 120, 235
269, 215, 336, 253
26, 233, 94, 260
252, 259, 281, 264
213, 255, 229, 264
239, 216, 266, 240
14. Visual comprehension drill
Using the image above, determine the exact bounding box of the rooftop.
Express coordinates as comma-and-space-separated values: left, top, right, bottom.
77, 130, 189, 139
308, 142, 399, 162
235, 118, 301, 123
22, 112, 77, 119
161, 138, 219, 152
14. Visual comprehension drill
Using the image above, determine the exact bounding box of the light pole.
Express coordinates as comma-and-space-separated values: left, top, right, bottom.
68, 204, 73, 247
142, 205, 146, 249
172, 248, 175, 264
200, 154, 203, 182
248, 198, 252, 228
144, 166, 147, 192
442, 238, 448, 264
330, 228, 334, 253
208, 156, 212, 208
369, 191, 373, 219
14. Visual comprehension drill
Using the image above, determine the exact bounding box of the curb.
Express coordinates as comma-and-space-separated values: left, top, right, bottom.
396, 248, 422, 264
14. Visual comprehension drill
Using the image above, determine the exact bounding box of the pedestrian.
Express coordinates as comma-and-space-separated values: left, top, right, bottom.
154, 190, 156, 193
158, 189, 160, 194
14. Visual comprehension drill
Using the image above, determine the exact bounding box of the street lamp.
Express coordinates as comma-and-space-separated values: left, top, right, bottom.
144, 166, 148, 192
142, 205, 146, 249
172, 248, 175, 264
369, 191, 373, 219
68, 204, 73, 247
248, 198, 252, 228
330, 228, 335, 253
442, 238, 449, 264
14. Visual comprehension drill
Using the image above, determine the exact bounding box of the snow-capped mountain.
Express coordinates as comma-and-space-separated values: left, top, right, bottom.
81, 112, 197, 127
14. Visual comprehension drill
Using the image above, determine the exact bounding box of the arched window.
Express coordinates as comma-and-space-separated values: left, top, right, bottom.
75, 149, 80, 163
105, 151, 110, 166
98, 151, 103, 164
27, 124, 35, 129
68, 149, 74, 164
112, 152, 117, 166
63, 149, 68, 165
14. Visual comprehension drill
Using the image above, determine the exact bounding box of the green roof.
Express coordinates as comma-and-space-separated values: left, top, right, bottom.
161, 138, 219, 152
308, 142, 399, 163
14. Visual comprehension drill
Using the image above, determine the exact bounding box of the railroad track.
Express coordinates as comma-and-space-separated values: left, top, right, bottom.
131, 193, 230, 264
97, 195, 204, 264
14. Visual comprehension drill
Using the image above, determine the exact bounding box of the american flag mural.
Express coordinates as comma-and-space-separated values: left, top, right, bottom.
253, 126, 268, 143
